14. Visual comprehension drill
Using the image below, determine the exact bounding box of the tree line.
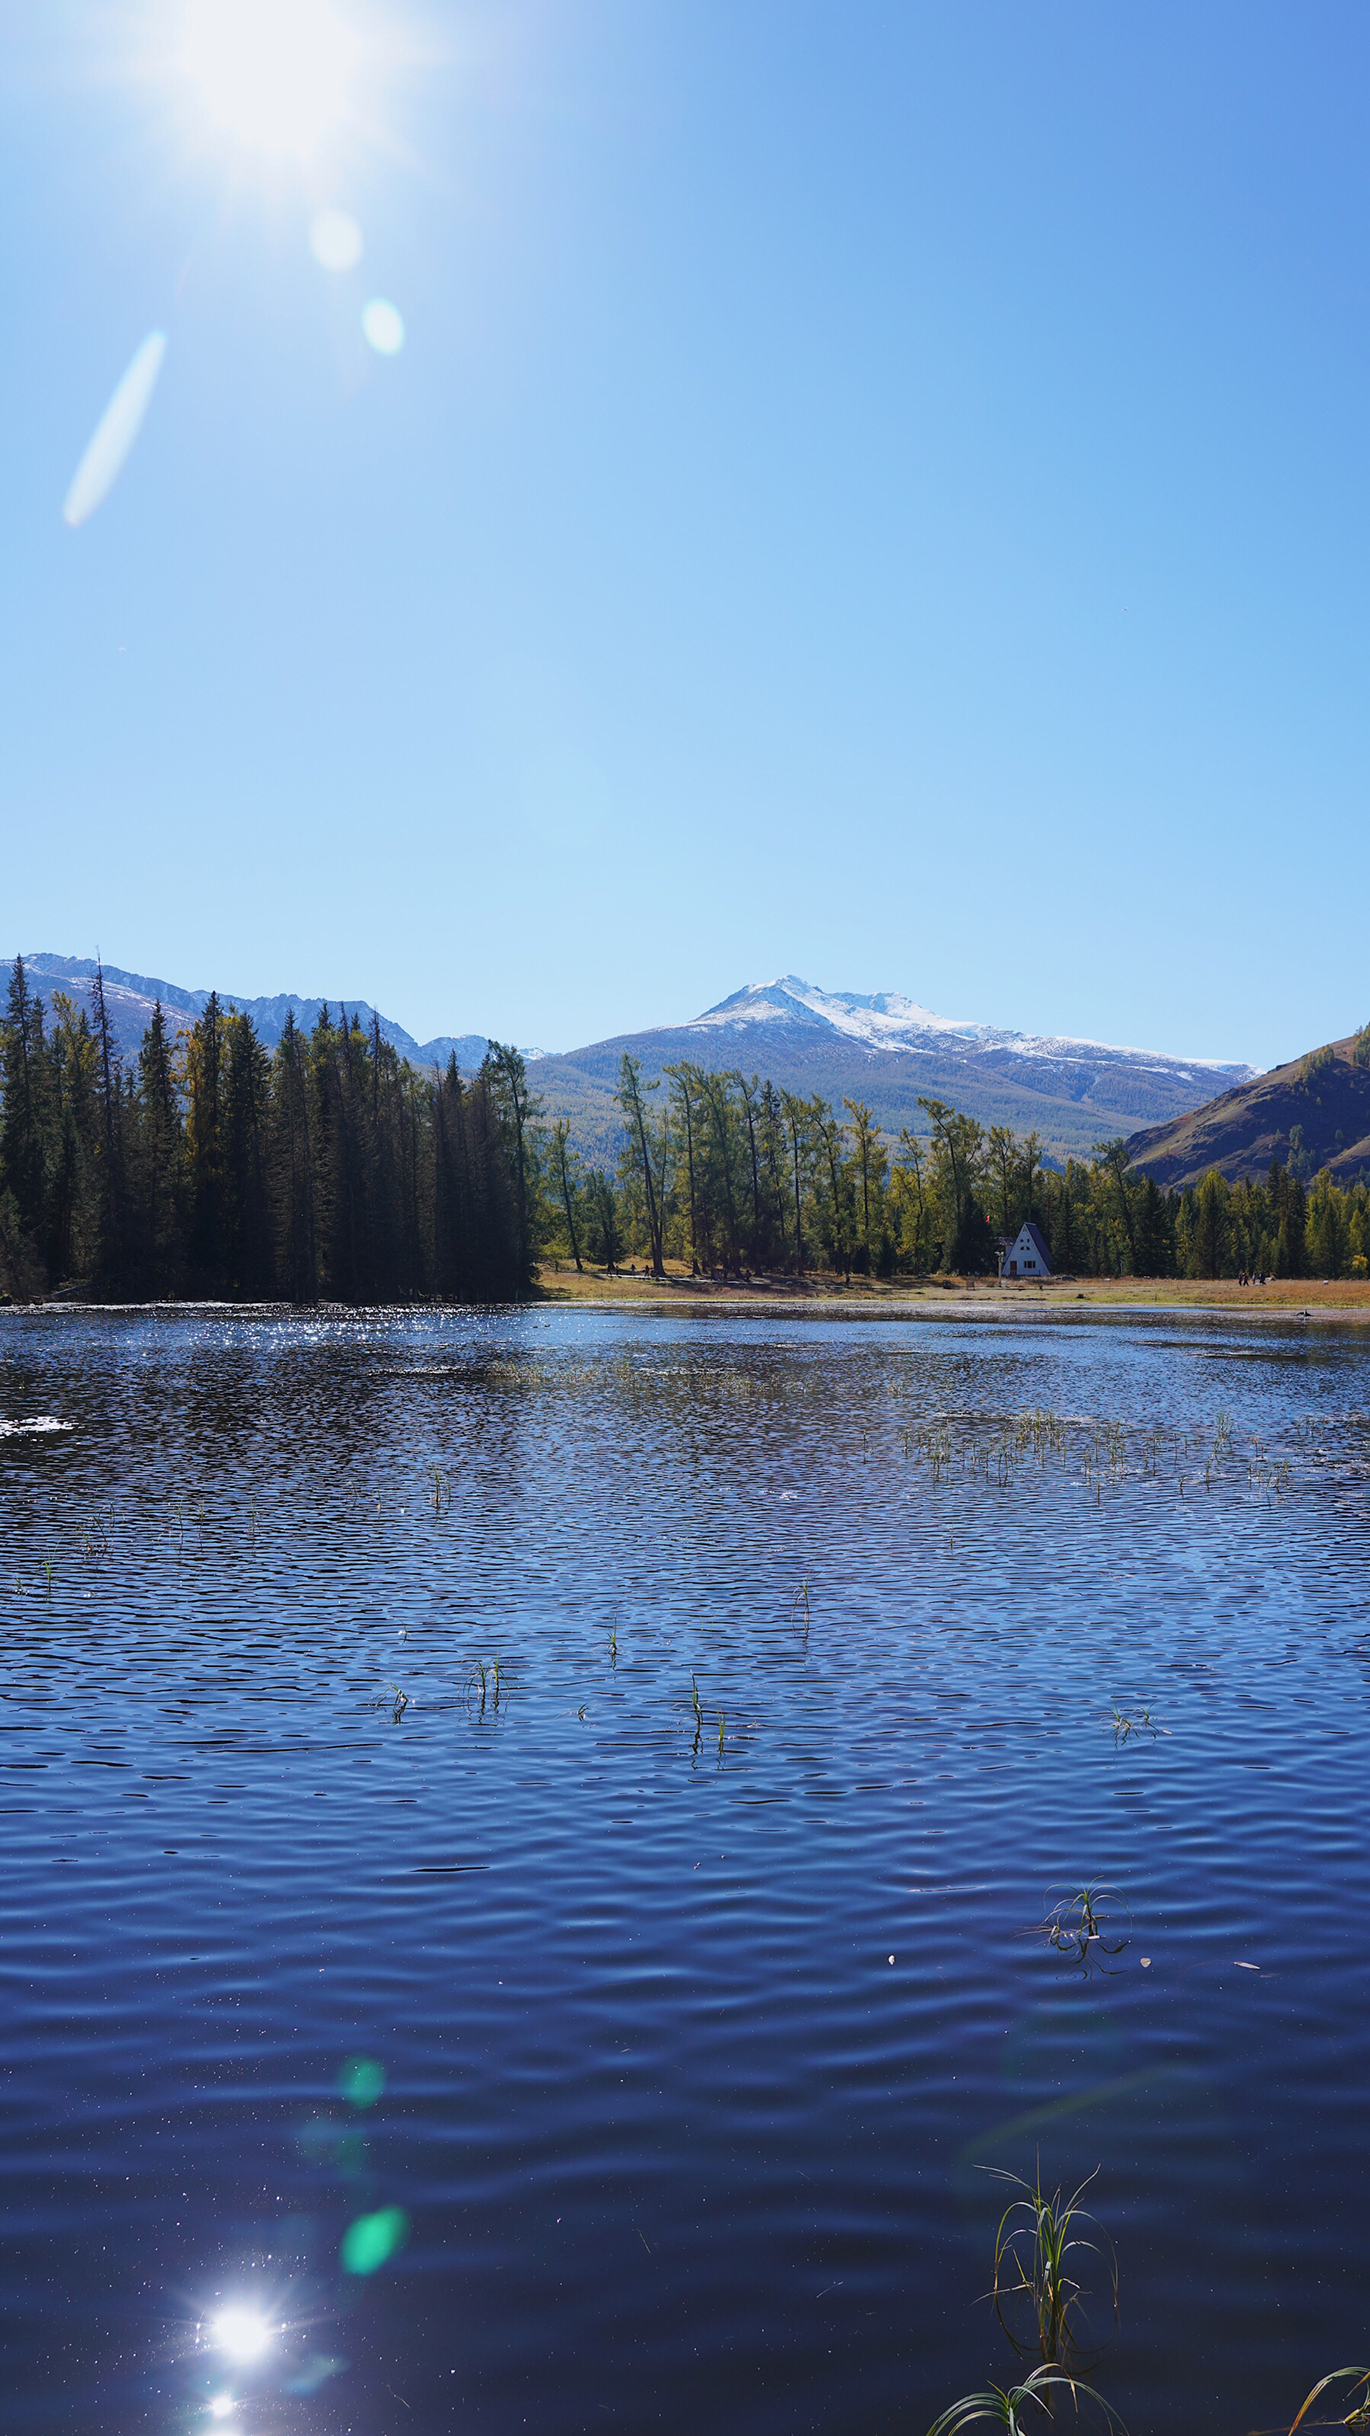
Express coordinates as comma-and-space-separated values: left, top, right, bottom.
555, 1056, 1370, 1283
4, 957, 1369, 1301
0, 957, 535, 1302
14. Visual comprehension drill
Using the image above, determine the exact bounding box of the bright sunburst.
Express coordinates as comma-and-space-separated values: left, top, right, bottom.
180, 0, 360, 156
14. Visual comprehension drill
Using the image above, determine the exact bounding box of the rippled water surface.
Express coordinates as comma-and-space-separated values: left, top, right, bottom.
2, 1306, 1369, 2436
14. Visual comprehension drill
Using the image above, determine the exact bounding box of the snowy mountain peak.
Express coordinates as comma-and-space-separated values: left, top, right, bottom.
686, 976, 1253, 1086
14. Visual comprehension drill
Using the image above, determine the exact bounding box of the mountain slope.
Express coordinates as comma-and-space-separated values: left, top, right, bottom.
4, 956, 492, 1072
1125, 1034, 1370, 1188
528, 976, 1255, 1164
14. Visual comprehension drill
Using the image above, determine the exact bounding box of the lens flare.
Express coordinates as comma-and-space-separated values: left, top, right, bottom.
63, 331, 167, 528
361, 298, 404, 356
309, 208, 363, 272
209, 2305, 274, 2364
340, 2204, 409, 2274
181, 0, 360, 156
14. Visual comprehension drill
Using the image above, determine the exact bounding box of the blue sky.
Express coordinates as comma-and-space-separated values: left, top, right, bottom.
4, 2, 1369, 1066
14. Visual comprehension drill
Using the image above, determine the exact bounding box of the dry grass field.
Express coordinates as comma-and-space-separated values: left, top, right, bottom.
536, 1258, 1370, 1316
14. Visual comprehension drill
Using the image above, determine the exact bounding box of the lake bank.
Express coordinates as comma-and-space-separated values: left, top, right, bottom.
537, 1261, 1370, 1317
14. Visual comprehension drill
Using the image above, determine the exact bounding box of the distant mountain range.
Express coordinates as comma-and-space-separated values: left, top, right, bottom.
529, 976, 1256, 1162
2, 954, 499, 1073
1126, 1032, 1370, 1188
5, 957, 1255, 1164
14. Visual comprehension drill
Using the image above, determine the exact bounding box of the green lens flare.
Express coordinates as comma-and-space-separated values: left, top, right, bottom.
341, 2205, 409, 2276
338, 2056, 386, 2108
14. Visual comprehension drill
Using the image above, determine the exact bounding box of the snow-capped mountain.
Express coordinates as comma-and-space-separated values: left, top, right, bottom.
681, 976, 1252, 1093
525, 976, 1258, 1165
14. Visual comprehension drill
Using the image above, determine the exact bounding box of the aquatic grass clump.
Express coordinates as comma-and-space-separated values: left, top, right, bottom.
1032, 1885, 1130, 1969
927, 2367, 1125, 2436
985, 2163, 1117, 2369
927, 2156, 1124, 2436
1107, 1706, 1168, 1743
465, 1658, 505, 1715
1290, 2368, 1370, 2432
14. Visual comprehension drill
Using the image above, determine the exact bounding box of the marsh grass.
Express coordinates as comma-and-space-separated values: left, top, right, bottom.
985, 2163, 1117, 2369
1290, 2369, 1370, 2433
927, 2367, 1125, 2436
1032, 1885, 1130, 1968
896, 1403, 1296, 1516
1107, 1707, 1167, 1743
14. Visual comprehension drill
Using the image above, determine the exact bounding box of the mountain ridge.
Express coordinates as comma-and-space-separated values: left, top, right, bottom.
1125, 1032, 1370, 1188
8, 955, 496, 1074
532, 974, 1256, 1163
4, 955, 1257, 1165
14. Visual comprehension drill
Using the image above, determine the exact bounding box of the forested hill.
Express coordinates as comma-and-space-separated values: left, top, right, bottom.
0, 960, 536, 1304
1125, 1032, 1370, 1189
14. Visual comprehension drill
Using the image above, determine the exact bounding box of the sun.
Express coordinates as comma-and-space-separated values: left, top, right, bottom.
180, 0, 361, 157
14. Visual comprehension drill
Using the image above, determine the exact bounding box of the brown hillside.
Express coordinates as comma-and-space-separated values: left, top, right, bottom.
1126, 1034, 1370, 1188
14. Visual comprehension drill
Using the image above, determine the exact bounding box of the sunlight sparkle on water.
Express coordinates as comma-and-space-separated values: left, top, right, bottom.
181, 0, 360, 156
209, 2306, 274, 2364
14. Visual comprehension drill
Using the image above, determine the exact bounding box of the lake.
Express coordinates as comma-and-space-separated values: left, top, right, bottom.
2, 1305, 1368, 2436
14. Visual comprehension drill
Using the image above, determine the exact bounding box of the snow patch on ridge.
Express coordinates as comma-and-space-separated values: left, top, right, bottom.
684, 976, 1252, 1083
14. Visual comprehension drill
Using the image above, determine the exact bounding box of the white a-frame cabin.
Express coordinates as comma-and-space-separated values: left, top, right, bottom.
1001, 1221, 1051, 1280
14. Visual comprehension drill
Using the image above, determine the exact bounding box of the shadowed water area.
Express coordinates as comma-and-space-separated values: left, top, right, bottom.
2, 1306, 1369, 2435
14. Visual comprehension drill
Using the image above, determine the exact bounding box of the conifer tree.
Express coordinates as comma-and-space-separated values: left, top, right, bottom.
89, 961, 128, 1283
616, 1053, 666, 1276
270, 1011, 318, 1303
0, 957, 47, 1278
136, 1001, 185, 1294
185, 993, 227, 1288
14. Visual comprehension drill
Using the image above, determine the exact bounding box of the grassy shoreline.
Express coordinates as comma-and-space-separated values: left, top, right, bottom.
536, 1259, 1370, 1316
8, 1270, 1369, 1319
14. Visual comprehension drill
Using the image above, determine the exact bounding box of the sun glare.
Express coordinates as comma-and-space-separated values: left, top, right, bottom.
208, 2305, 274, 2364
181, 0, 360, 156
